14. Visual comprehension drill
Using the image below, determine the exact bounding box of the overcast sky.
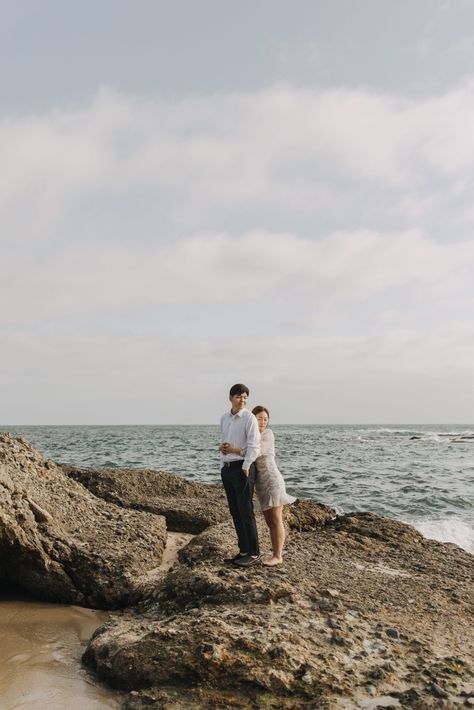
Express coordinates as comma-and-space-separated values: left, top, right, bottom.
1, 0, 474, 424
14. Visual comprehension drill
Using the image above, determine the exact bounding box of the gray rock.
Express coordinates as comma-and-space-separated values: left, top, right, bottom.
85, 508, 474, 708
428, 682, 449, 699
3, 433, 474, 709
62, 463, 229, 533
0, 433, 167, 608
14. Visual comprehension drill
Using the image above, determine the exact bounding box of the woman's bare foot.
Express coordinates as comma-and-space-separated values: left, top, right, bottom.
263, 556, 283, 566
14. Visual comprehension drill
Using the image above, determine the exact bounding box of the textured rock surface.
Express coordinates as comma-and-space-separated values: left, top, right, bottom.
0, 433, 167, 608
85, 510, 474, 709
63, 465, 228, 533
2, 434, 473, 708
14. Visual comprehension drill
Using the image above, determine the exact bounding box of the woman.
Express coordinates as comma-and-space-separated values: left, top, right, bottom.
252, 406, 295, 565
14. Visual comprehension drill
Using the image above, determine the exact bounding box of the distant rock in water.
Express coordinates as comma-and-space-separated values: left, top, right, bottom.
2, 433, 473, 708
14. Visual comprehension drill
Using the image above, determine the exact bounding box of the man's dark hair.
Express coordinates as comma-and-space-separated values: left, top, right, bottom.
229, 383, 250, 396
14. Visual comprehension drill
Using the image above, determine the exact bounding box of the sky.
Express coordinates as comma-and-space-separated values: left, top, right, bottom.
1, 0, 474, 424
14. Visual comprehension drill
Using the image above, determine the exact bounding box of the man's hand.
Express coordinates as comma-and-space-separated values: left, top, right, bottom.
220, 443, 241, 455
242, 468, 250, 477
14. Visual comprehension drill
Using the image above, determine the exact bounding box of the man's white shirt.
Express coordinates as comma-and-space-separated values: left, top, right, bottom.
220, 408, 261, 470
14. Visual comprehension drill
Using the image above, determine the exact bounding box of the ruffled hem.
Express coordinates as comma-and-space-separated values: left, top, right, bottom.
254, 493, 296, 512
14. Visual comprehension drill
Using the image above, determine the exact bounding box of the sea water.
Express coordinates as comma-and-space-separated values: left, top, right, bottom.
5, 424, 474, 555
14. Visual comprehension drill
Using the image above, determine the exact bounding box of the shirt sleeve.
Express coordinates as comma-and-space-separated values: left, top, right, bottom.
243, 415, 261, 470
219, 413, 225, 468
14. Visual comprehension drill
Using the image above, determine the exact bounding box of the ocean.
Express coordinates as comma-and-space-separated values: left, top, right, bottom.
4, 424, 474, 555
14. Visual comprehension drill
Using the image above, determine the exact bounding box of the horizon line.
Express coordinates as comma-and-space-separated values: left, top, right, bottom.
2, 422, 474, 428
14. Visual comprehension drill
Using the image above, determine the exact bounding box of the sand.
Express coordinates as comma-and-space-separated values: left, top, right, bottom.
0, 531, 193, 710
0, 598, 120, 710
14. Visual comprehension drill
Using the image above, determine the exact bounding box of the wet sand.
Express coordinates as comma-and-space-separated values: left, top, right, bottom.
0, 598, 120, 710
160, 531, 194, 572
0, 531, 193, 710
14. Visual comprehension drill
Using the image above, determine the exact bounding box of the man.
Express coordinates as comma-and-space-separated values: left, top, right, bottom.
219, 383, 261, 567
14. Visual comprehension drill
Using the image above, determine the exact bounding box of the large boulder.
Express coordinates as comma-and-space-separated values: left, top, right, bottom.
63, 465, 229, 533
84, 512, 474, 709
62, 465, 336, 536
0, 433, 167, 608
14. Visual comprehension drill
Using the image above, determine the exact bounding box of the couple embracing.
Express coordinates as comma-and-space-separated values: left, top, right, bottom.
219, 383, 295, 568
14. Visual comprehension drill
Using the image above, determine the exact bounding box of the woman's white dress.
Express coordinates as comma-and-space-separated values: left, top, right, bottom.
254, 429, 296, 511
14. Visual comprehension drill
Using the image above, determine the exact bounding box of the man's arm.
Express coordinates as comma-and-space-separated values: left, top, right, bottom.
219, 413, 227, 468
242, 415, 261, 471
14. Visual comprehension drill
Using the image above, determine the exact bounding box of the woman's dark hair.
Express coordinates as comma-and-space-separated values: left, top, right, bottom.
252, 405, 270, 419
229, 383, 249, 396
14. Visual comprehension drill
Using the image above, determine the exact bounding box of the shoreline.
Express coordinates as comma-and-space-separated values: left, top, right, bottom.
0, 597, 119, 710
4, 424, 473, 556
0, 531, 193, 710
1, 433, 473, 708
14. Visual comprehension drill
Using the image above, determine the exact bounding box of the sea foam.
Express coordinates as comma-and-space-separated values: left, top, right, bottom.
412, 518, 474, 555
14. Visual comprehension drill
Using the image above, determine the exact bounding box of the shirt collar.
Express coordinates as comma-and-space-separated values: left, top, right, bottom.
230, 408, 245, 417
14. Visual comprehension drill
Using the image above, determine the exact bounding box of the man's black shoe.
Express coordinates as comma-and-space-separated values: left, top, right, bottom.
232, 554, 260, 567
224, 552, 247, 564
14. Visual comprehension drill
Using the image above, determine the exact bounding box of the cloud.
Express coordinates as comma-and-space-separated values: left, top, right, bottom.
2, 82, 474, 247
1, 228, 474, 328
2, 324, 473, 423
2, 83, 474, 421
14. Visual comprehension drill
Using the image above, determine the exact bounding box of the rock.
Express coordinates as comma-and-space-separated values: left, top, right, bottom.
25, 497, 53, 523
84, 509, 474, 708
0, 433, 167, 608
283, 499, 336, 530
62, 465, 336, 535
367, 665, 385, 680
62, 464, 228, 532
428, 682, 449, 699
2, 433, 474, 708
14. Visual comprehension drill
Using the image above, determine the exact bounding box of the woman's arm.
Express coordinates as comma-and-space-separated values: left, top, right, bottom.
261, 429, 275, 456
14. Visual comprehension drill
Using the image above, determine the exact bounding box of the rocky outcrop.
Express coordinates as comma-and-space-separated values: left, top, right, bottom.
63, 464, 228, 532
0, 433, 167, 608
84, 511, 474, 709
2, 433, 473, 708
62, 465, 333, 536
